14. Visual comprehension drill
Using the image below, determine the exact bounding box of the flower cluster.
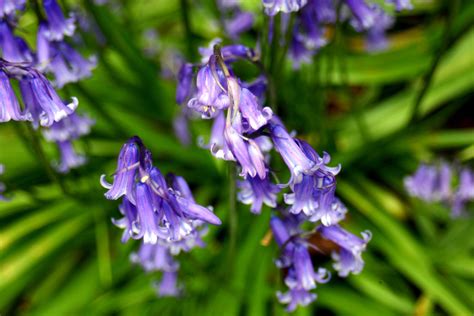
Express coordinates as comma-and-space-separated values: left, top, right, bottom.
102, 137, 221, 293
175, 41, 370, 310
0, 61, 78, 127
405, 162, 474, 217
264, 0, 413, 67
0, 0, 96, 173
37, 0, 96, 88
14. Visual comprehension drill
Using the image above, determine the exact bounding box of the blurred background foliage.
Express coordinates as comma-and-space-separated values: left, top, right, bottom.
0, 0, 473, 315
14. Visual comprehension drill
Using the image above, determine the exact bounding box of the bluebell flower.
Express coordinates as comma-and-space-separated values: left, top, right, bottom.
176, 63, 193, 104
269, 121, 318, 185
239, 87, 273, 131
55, 140, 86, 173
199, 111, 235, 161
42, 112, 94, 142
224, 115, 267, 179
42, 0, 75, 41
345, 0, 377, 30
225, 11, 254, 40
366, 8, 394, 52
155, 271, 181, 297
131, 242, 179, 272
404, 163, 452, 202
37, 23, 96, 88
198, 40, 257, 63
318, 224, 371, 277
0, 21, 34, 63
263, 0, 308, 16
237, 173, 280, 214
243, 75, 267, 102
387, 0, 413, 11
0, 0, 25, 17
103, 137, 221, 245
452, 168, 474, 217
271, 216, 330, 311
0, 70, 24, 122
112, 197, 138, 243
101, 139, 140, 202
19, 71, 78, 127
187, 64, 229, 118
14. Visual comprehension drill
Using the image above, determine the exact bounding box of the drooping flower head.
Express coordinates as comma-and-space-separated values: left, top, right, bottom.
19, 70, 78, 128
237, 173, 280, 214
102, 137, 221, 245
37, 22, 96, 88
271, 215, 330, 311
404, 163, 452, 202
318, 224, 371, 277
42, 112, 94, 142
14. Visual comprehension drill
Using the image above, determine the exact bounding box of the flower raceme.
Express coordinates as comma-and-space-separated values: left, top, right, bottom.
405, 162, 474, 217
101, 137, 221, 245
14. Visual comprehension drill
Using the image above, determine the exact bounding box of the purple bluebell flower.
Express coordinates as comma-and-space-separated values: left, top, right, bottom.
131, 242, 179, 272
366, 9, 394, 52
346, 0, 377, 30
199, 40, 257, 63
55, 140, 86, 173
225, 11, 254, 40
103, 137, 221, 245
318, 224, 371, 277
19, 71, 78, 128
269, 122, 318, 185
404, 163, 452, 202
187, 64, 229, 118
42, 0, 75, 41
112, 197, 138, 243
237, 173, 280, 214
0, 0, 25, 17
243, 75, 267, 102
100, 139, 140, 202
387, 0, 413, 11
239, 87, 273, 131
0, 70, 24, 122
42, 112, 94, 142
199, 111, 235, 161
156, 271, 181, 297
224, 116, 267, 179
452, 168, 474, 217
37, 23, 96, 88
0, 21, 34, 63
176, 63, 193, 104
271, 216, 330, 311
263, 0, 308, 16
277, 288, 317, 312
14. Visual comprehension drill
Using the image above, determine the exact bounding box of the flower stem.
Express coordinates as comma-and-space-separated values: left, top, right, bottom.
227, 163, 237, 268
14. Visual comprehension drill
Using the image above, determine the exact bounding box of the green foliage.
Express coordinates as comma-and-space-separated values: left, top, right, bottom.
0, 0, 473, 315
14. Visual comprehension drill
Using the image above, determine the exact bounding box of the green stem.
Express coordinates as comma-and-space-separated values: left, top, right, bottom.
94, 207, 113, 288
410, 0, 459, 123
227, 164, 237, 269
180, 0, 194, 59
